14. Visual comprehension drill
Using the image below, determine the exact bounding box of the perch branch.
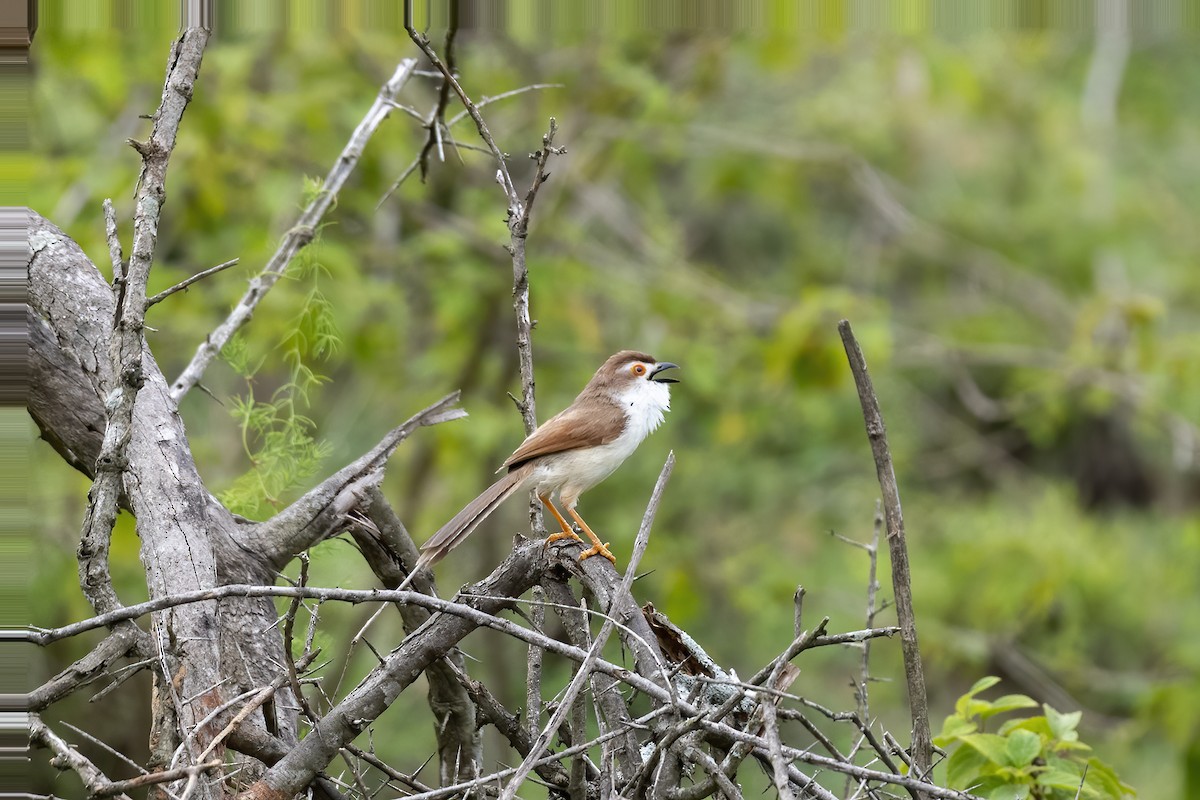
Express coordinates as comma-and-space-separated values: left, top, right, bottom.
838, 319, 933, 781
495, 449, 668, 800
169, 58, 418, 402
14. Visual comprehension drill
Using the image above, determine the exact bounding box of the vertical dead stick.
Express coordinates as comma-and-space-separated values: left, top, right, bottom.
837, 319, 932, 783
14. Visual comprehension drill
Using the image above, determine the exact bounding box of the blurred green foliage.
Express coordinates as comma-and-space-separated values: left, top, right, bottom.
936, 676, 1134, 799
29, 11, 1200, 796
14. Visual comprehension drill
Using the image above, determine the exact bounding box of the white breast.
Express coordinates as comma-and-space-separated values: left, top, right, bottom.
531, 379, 671, 507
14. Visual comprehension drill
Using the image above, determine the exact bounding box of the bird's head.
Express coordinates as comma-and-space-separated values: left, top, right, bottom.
598, 350, 680, 387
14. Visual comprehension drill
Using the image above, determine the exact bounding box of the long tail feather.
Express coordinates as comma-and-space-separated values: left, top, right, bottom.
400, 464, 533, 588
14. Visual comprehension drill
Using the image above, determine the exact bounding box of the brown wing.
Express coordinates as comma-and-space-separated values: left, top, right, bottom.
503, 401, 624, 470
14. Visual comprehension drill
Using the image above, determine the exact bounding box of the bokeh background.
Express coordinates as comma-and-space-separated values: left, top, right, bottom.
28, 2, 1200, 796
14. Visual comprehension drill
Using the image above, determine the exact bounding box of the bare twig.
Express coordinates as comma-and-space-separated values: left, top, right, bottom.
96, 762, 224, 798
399, 707, 675, 800
146, 258, 239, 307
340, 744, 434, 796
838, 319, 932, 783
414, 0, 459, 181
404, 25, 518, 206
350, 486, 483, 785
858, 502, 883, 722
541, 578, 642, 787
681, 746, 744, 800
444, 84, 563, 129
567, 598, 591, 800
760, 700, 797, 800
29, 714, 134, 800
441, 659, 571, 790
169, 58, 418, 402
793, 585, 806, 639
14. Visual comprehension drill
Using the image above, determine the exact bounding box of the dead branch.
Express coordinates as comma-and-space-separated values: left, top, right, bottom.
838, 318, 933, 783
234, 540, 547, 800
541, 578, 641, 787
79, 30, 229, 796
244, 392, 465, 569
30, 713, 135, 800
350, 486, 482, 786
414, 0, 458, 181
441, 658, 572, 791
526, 583, 546, 738
96, 762, 225, 799
28, 626, 152, 711
168, 58, 418, 402
404, 25, 519, 208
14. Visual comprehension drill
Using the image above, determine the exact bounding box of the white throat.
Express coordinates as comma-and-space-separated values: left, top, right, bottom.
613, 378, 671, 445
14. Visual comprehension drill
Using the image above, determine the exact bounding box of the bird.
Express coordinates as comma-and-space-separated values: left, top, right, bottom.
407, 350, 679, 583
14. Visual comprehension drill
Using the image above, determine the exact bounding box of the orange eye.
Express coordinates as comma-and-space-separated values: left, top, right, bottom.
632, 364, 647, 376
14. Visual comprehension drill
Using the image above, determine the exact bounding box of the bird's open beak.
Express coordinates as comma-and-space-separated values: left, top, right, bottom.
648, 362, 680, 383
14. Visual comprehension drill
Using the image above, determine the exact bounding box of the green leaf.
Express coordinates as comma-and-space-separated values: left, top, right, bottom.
1044, 704, 1082, 741
956, 676, 1003, 716
979, 694, 1039, 719
946, 743, 990, 788
1038, 766, 1087, 792
1084, 757, 1136, 798
1005, 729, 1042, 767
935, 714, 978, 746
998, 716, 1053, 738
960, 733, 1010, 766
987, 785, 1030, 800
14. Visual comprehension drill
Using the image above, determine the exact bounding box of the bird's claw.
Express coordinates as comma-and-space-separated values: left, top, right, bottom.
578, 541, 616, 564
545, 530, 585, 546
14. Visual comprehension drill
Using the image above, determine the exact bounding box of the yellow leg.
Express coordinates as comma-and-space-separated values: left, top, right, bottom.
540, 494, 584, 546
567, 507, 616, 564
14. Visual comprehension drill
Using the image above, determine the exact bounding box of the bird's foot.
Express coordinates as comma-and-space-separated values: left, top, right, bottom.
545, 530, 585, 546
578, 541, 616, 564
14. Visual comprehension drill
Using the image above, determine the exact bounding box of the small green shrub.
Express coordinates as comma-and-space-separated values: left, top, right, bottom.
935, 676, 1135, 800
